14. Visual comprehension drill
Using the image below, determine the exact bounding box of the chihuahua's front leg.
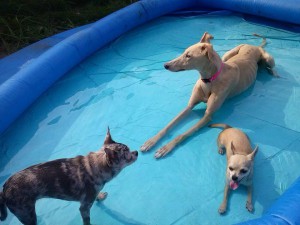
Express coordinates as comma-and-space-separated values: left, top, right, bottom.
140, 107, 192, 152
219, 184, 230, 214
246, 185, 254, 212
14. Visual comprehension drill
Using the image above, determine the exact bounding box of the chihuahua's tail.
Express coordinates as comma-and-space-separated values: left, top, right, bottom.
209, 123, 232, 130
253, 33, 267, 48
0, 191, 7, 221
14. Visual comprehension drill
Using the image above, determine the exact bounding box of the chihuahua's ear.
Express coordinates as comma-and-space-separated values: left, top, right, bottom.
200, 32, 214, 43
104, 127, 115, 145
104, 148, 118, 166
230, 141, 236, 155
248, 146, 258, 160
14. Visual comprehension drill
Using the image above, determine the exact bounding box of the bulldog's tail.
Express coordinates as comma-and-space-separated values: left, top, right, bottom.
209, 123, 232, 130
0, 191, 7, 221
253, 33, 267, 48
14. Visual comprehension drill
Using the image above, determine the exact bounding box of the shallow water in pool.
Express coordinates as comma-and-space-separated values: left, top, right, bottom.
1, 14, 300, 225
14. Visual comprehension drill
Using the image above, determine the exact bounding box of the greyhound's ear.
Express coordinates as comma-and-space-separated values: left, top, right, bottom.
230, 141, 236, 155
205, 44, 214, 61
203, 44, 219, 69
104, 127, 115, 145
248, 146, 258, 160
200, 32, 214, 43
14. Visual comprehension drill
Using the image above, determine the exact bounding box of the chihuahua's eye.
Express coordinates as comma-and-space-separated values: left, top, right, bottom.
228, 167, 233, 171
240, 169, 248, 174
186, 53, 191, 58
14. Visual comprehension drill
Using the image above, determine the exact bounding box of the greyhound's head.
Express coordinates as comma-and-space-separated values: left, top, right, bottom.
164, 32, 220, 75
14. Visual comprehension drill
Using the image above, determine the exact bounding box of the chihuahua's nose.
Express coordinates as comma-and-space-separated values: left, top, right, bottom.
133, 151, 138, 156
232, 175, 238, 181
164, 63, 169, 70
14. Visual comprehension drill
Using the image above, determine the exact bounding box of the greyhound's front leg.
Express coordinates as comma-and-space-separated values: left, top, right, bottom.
154, 111, 212, 158
140, 107, 192, 152
154, 93, 226, 158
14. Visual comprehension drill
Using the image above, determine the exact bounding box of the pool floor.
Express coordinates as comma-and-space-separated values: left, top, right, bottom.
1, 14, 300, 225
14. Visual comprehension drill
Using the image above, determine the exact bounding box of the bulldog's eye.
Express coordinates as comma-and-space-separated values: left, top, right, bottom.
228, 167, 233, 171
124, 152, 130, 160
186, 53, 191, 58
240, 169, 248, 174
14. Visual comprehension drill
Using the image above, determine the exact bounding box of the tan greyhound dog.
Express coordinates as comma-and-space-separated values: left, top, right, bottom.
141, 32, 276, 158
209, 123, 258, 214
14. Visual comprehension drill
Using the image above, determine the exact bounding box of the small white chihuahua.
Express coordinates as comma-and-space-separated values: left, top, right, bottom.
209, 123, 258, 214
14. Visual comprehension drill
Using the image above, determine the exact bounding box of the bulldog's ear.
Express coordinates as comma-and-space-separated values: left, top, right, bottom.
200, 32, 214, 43
248, 146, 258, 160
104, 127, 115, 145
104, 148, 118, 166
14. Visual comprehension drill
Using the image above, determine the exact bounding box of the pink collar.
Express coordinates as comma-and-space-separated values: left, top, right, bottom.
201, 62, 224, 83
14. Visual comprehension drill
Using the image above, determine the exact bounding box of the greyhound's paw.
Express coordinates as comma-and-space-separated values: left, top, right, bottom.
154, 147, 168, 159
141, 138, 158, 152
218, 203, 227, 214
155, 143, 174, 159
96, 192, 108, 201
246, 201, 253, 212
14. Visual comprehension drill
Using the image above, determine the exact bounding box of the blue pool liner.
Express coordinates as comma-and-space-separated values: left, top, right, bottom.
1, 0, 300, 224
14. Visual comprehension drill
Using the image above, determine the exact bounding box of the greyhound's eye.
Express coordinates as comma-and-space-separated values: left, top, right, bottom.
186, 53, 191, 58
240, 169, 248, 174
229, 167, 233, 171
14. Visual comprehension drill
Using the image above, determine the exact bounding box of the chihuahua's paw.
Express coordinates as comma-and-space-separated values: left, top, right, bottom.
96, 192, 108, 201
218, 204, 227, 214
246, 201, 253, 212
141, 137, 158, 152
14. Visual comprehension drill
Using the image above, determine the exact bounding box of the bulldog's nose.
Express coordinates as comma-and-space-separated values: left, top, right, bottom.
232, 175, 238, 181
164, 63, 169, 70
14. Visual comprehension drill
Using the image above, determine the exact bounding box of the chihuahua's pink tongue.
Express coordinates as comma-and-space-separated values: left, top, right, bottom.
230, 181, 239, 190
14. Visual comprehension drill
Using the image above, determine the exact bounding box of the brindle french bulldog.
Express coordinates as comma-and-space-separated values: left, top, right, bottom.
0, 128, 138, 225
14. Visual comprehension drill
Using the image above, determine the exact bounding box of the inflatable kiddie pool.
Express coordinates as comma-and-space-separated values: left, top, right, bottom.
1, 0, 300, 224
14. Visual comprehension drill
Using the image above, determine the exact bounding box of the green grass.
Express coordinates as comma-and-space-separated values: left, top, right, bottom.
0, 0, 137, 57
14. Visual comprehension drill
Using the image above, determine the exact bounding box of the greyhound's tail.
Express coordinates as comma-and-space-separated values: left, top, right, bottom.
0, 191, 7, 221
209, 123, 232, 130
253, 33, 267, 48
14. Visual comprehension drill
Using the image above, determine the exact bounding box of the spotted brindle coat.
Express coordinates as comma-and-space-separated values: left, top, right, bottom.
0, 128, 138, 225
